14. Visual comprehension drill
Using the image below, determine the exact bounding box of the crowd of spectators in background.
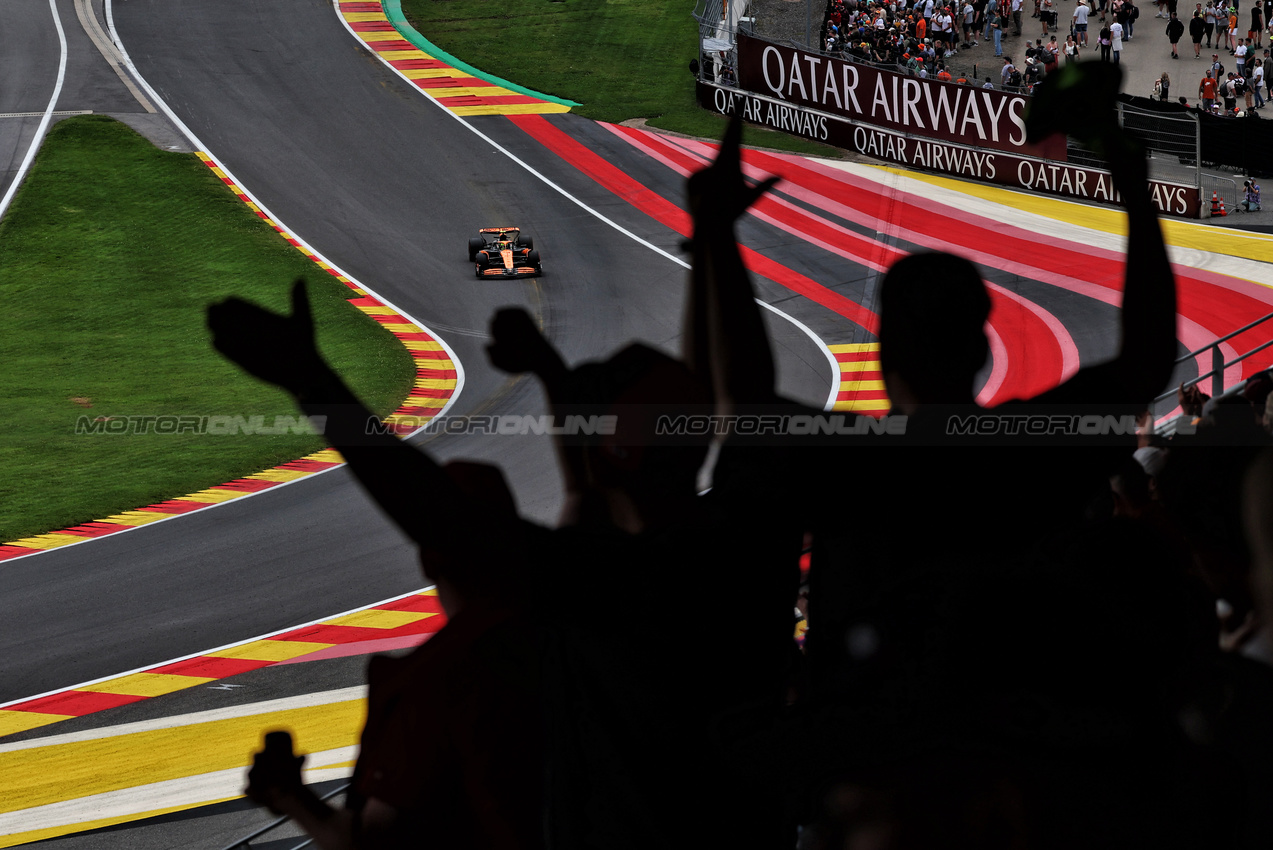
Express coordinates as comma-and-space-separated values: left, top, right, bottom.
818, 0, 1069, 91
820, 0, 973, 73
209, 75, 1273, 850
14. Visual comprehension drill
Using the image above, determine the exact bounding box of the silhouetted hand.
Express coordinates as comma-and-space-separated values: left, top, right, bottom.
207, 279, 326, 394
487, 307, 564, 377
245, 731, 305, 814
1137, 409, 1156, 447
687, 111, 779, 228
1179, 382, 1210, 416
1027, 62, 1145, 176
1027, 62, 1122, 143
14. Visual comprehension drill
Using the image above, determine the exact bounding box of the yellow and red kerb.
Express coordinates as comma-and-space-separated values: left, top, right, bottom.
0, 590, 447, 738
339, 2, 569, 116
0, 448, 347, 563
0, 154, 457, 562
831, 343, 889, 416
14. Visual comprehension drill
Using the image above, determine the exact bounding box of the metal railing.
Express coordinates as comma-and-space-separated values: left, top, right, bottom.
1121, 102, 1201, 158
692, 0, 753, 84
1201, 173, 1241, 216
218, 782, 350, 850
1069, 103, 1203, 188
1150, 309, 1273, 425
692, 0, 754, 37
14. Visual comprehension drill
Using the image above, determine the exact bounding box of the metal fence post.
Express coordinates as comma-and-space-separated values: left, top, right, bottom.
1212, 343, 1224, 397
1195, 112, 1204, 218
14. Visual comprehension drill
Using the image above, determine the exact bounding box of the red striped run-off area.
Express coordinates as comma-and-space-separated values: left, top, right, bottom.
513, 114, 1073, 405
602, 123, 1081, 404
515, 114, 1273, 404
731, 141, 1273, 392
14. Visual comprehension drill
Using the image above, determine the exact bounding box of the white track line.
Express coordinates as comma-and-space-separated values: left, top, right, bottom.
104, 10, 466, 425
333, 1, 841, 410
0, 755, 354, 836
0, 689, 368, 752
0, 585, 433, 711
0, 2, 469, 566
0, 0, 67, 220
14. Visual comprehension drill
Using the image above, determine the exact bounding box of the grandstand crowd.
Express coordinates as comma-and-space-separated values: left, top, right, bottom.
206, 83, 1273, 849
816, 0, 1076, 90
813, 0, 1214, 93
820, 0, 975, 78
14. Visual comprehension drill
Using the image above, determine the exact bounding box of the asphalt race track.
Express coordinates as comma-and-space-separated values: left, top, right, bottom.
0, 0, 837, 706
6, 0, 1273, 845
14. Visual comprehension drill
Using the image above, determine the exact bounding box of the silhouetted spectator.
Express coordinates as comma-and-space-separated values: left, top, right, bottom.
210, 290, 544, 850
1243, 447, 1273, 661
804, 66, 1177, 704
688, 73, 1189, 844
481, 140, 803, 843
1157, 396, 1272, 656
211, 158, 802, 848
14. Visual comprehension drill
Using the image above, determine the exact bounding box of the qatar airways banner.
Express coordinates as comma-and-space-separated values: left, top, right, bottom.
735, 32, 1065, 160
696, 83, 1202, 218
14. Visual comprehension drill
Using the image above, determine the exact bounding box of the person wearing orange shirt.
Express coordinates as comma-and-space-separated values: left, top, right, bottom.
1199, 68, 1219, 110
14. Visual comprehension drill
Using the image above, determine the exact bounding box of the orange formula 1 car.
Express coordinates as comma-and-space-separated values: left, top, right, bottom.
468, 227, 542, 278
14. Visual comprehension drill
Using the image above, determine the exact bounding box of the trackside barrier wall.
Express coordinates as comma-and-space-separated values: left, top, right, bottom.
698, 81, 1203, 218
697, 33, 1203, 218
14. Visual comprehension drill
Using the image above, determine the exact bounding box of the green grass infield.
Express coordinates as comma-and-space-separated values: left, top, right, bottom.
0, 115, 416, 544
397, 0, 842, 157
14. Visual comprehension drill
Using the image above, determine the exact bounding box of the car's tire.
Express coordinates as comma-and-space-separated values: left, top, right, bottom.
527, 249, 540, 266
516, 235, 533, 250
468, 237, 484, 261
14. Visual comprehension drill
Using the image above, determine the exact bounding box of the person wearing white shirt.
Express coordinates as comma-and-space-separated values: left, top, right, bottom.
1110, 18, 1124, 60
1012, 0, 1024, 33
1074, 0, 1091, 44
937, 10, 955, 52
1254, 59, 1266, 106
